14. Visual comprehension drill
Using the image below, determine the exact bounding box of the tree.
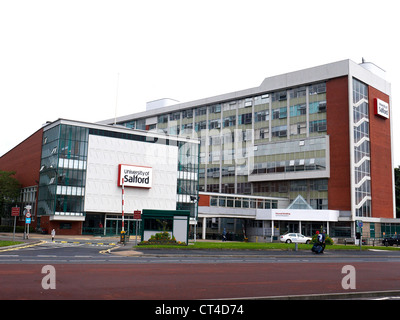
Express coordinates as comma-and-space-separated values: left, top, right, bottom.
0, 170, 21, 218
395, 166, 400, 218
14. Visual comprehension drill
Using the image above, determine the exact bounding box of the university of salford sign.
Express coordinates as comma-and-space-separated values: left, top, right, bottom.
375, 98, 389, 119
118, 164, 152, 188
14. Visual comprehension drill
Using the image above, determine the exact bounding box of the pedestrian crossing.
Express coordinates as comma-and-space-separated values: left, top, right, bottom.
0, 240, 118, 253
48, 240, 118, 247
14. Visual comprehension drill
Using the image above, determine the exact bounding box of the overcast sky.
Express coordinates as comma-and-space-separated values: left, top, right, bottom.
1, 0, 399, 167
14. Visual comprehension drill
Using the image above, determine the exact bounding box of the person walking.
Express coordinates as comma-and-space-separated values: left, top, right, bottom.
51, 229, 56, 242
222, 228, 227, 242
321, 230, 327, 253
312, 231, 324, 254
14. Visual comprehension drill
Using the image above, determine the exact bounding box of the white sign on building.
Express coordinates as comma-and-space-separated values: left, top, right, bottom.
375, 98, 389, 119
118, 164, 153, 188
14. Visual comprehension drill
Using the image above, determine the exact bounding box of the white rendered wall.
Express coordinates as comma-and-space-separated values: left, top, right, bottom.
84, 135, 178, 213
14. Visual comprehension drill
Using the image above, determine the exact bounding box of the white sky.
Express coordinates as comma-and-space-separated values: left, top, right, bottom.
1, 0, 399, 167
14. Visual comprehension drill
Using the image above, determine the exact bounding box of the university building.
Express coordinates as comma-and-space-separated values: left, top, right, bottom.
99, 59, 396, 241
0, 119, 199, 240
0, 59, 396, 241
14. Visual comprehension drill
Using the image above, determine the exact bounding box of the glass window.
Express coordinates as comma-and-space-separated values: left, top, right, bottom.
271, 125, 287, 137
309, 83, 326, 95
38, 124, 88, 218
238, 113, 252, 125
235, 198, 241, 208
195, 121, 207, 132
272, 107, 287, 119
309, 120, 327, 133
255, 110, 269, 122
182, 109, 193, 118
223, 116, 236, 127
144, 218, 173, 231
170, 112, 180, 121
195, 107, 207, 116
209, 104, 221, 113
290, 104, 307, 117
158, 115, 168, 124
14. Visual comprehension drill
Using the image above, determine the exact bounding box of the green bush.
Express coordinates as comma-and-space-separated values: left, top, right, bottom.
138, 231, 186, 246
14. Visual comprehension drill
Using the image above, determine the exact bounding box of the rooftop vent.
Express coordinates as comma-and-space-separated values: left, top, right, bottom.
359, 58, 386, 80
146, 98, 180, 111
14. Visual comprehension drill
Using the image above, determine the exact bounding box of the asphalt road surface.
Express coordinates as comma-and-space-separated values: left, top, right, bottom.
2, 261, 400, 300
2, 241, 400, 300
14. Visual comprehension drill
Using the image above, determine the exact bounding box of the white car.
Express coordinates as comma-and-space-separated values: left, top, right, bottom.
280, 233, 312, 244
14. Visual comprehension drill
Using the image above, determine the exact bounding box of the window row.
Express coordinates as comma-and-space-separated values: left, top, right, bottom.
153, 83, 326, 125
251, 157, 326, 175
210, 196, 278, 209
253, 179, 328, 194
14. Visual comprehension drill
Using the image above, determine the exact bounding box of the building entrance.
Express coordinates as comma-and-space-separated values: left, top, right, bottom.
104, 214, 141, 237
279, 222, 299, 234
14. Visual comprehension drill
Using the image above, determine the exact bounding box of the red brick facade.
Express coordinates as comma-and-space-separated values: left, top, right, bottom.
0, 129, 43, 230
0, 128, 43, 188
39, 215, 83, 235
368, 86, 393, 218
0, 128, 83, 235
326, 76, 394, 218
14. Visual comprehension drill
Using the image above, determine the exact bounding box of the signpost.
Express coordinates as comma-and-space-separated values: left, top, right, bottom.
11, 207, 20, 241
24, 205, 32, 240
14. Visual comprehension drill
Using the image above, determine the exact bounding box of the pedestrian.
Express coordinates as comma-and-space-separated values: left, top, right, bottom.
321, 230, 327, 253
51, 228, 56, 242
222, 228, 227, 242
312, 230, 323, 254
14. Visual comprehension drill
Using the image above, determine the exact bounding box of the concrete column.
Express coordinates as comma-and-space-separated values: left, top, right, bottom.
202, 217, 207, 240
271, 220, 274, 243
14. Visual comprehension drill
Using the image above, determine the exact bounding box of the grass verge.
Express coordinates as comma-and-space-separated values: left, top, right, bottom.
0, 240, 23, 247
135, 241, 400, 251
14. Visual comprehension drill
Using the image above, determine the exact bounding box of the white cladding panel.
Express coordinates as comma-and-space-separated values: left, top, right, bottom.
85, 135, 178, 213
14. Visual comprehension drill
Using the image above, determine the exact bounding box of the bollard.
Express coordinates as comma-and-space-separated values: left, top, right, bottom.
295, 242, 298, 251
120, 230, 126, 245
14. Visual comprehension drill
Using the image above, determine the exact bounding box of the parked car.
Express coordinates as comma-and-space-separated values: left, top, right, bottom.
280, 233, 312, 244
382, 235, 400, 246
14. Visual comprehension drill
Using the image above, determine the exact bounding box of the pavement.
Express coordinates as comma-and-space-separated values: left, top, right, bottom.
0, 232, 121, 248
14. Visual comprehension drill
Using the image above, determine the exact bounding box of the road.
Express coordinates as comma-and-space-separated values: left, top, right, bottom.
2, 240, 400, 300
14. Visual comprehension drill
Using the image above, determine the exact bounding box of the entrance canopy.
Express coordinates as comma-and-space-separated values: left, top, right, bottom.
256, 208, 340, 222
